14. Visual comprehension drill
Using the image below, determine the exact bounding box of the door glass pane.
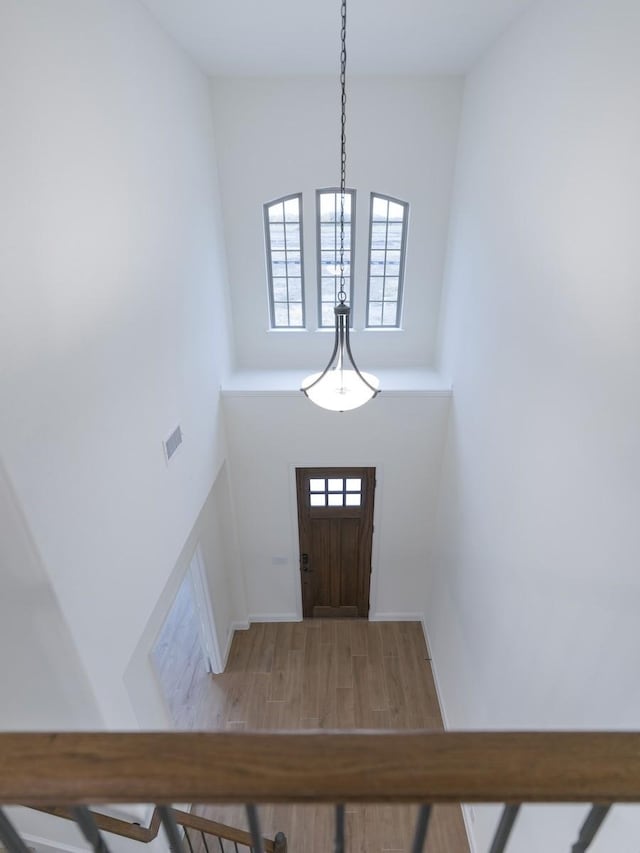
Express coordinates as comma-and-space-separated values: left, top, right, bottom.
328, 493, 343, 506
310, 494, 326, 507
309, 478, 326, 491
346, 478, 361, 491
328, 478, 343, 491
345, 493, 361, 506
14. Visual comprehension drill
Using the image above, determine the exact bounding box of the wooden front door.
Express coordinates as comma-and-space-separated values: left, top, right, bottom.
296, 467, 375, 618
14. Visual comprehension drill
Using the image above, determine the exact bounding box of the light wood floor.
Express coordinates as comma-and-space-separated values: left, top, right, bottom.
155, 618, 469, 853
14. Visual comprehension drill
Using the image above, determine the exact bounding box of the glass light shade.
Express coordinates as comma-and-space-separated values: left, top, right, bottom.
301, 368, 380, 412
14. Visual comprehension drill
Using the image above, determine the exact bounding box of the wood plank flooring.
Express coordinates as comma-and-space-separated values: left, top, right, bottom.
156, 619, 469, 853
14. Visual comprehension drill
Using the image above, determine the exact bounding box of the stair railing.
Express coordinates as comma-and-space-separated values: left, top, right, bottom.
1, 731, 640, 853
30, 806, 286, 853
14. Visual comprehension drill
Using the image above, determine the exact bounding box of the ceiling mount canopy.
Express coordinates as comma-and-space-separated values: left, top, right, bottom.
301, 0, 380, 412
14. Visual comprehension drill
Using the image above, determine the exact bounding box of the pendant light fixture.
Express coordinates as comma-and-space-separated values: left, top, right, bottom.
301, 0, 380, 412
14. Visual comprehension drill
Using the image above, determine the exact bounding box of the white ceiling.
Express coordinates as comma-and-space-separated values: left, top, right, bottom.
140, 0, 536, 76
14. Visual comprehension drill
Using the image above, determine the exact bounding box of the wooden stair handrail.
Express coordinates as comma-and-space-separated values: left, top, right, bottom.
31, 806, 279, 852
3, 731, 640, 805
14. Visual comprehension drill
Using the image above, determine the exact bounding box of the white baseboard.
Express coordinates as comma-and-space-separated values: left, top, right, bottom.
247, 612, 300, 623
369, 611, 424, 622
419, 615, 477, 853
419, 615, 446, 727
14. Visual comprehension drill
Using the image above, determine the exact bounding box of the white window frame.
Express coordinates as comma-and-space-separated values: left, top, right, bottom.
264, 193, 306, 329
316, 188, 356, 328
366, 193, 409, 328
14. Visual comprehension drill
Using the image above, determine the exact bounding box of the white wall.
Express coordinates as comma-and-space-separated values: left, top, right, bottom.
222, 393, 450, 621
0, 0, 233, 728
432, 0, 640, 848
0, 457, 103, 730
211, 76, 462, 369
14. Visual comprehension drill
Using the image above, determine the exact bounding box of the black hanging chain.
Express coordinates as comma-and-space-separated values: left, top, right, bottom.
338, 0, 347, 305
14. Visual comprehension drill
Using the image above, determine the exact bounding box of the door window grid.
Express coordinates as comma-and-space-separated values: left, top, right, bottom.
316, 189, 356, 327
309, 477, 362, 507
264, 194, 305, 328
366, 193, 408, 328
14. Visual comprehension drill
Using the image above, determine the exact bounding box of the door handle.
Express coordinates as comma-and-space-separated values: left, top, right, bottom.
301, 553, 312, 572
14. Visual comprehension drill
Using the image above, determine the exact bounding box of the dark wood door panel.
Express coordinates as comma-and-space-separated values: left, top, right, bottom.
296, 467, 375, 619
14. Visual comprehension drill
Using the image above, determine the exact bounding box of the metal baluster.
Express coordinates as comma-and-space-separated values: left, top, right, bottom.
217, 836, 224, 853
159, 807, 185, 853
184, 827, 195, 853
200, 830, 211, 853
233, 843, 239, 853
0, 808, 32, 853
488, 805, 520, 853
334, 804, 345, 853
410, 805, 432, 853
245, 806, 265, 853
73, 807, 111, 853
571, 805, 611, 853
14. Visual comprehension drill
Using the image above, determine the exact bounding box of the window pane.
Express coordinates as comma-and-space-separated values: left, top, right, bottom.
385, 251, 401, 273
268, 202, 284, 223
371, 222, 387, 247
383, 301, 398, 325
321, 250, 338, 272
309, 479, 325, 491
388, 201, 404, 221
386, 223, 403, 249
369, 277, 384, 301
272, 254, 286, 277
345, 493, 361, 506
285, 224, 301, 247
288, 303, 304, 326
320, 223, 336, 246
274, 303, 289, 326
370, 250, 385, 268
310, 494, 326, 507
328, 478, 343, 491
385, 277, 399, 300
322, 304, 335, 326
371, 197, 388, 220
272, 279, 288, 301
328, 493, 343, 507
346, 478, 361, 491
319, 193, 336, 220
368, 302, 383, 326
269, 224, 285, 249
288, 278, 302, 302
286, 257, 301, 276
284, 198, 300, 221
322, 278, 336, 301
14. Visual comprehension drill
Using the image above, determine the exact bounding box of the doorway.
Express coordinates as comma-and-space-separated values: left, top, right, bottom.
295, 467, 376, 618
150, 547, 222, 728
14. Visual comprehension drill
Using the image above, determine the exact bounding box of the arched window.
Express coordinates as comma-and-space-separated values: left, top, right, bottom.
264, 193, 305, 328
366, 194, 408, 327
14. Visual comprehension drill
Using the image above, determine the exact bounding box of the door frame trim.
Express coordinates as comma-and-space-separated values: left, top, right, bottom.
189, 544, 224, 675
